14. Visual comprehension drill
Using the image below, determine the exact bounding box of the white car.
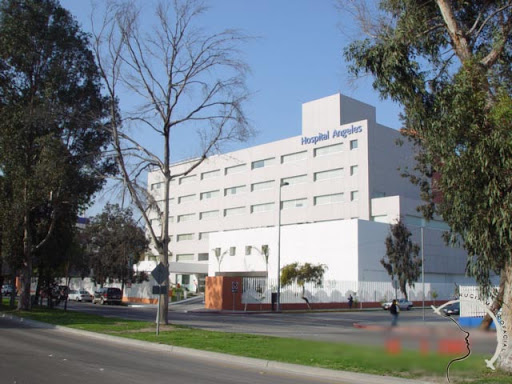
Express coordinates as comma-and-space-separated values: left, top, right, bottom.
1, 284, 14, 295
68, 289, 93, 302
382, 298, 413, 311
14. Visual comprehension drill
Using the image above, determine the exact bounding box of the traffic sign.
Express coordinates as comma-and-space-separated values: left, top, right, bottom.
231, 281, 239, 293
151, 262, 168, 285
152, 285, 168, 295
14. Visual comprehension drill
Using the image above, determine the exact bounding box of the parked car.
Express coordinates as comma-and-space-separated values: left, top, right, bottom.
93, 287, 122, 305
68, 289, 93, 302
442, 302, 460, 316
1, 284, 14, 295
382, 298, 413, 311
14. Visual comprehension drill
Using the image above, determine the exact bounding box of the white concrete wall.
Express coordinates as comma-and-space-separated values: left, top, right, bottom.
368, 123, 420, 201
209, 217, 469, 287
357, 220, 391, 282
210, 220, 360, 281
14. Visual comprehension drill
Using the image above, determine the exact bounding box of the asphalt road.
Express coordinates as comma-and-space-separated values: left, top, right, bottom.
0, 316, 356, 384
61, 299, 498, 355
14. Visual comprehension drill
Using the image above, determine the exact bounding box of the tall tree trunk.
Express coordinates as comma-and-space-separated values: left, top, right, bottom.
158, 131, 171, 325
498, 261, 512, 371
480, 269, 505, 330
18, 207, 32, 310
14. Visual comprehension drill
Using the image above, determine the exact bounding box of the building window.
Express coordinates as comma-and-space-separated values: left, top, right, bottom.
199, 231, 212, 240
314, 168, 343, 181
201, 169, 220, 180
350, 139, 358, 150
314, 143, 343, 157
150, 182, 164, 191
350, 165, 358, 176
245, 246, 252, 256
314, 193, 344, 205
200, 210, 219, 220
177, 213, 195, 222
281, 150, 307, 164
251, 157, 275, 170
251, 202, 275, 213
198, 253, 209, 261
224, 206, 245, 217
371, 215, 389, 223
351, 190, 359, 201
178, 194, 195, 204
229, 247, 236, 256
179, 175, 196, 185
168, 216, 174, 223
224, 185, 246, 196
176, 254, 194, 262
169, 198, 175, 205
177, 233, 194, 242
200, 190, 220, 200
251, 180, 274, 192
225, 163, 246, 175
282, 174, 307, 185
170, 178, 177, 185
282, 198, 307, 210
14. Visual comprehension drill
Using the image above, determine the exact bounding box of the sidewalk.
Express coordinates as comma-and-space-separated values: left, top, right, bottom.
2, 312, 435, 384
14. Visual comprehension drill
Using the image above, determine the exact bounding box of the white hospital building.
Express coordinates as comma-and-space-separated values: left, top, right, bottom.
144, 94, 470, 296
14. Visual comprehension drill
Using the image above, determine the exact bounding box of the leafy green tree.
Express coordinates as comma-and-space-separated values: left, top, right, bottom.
0, 0, 115, 310
34, 216, 90, 308
381, 220, 421, 301
342, 0, 512, 366
84, 204, 148, 289
280, 262, 327, 309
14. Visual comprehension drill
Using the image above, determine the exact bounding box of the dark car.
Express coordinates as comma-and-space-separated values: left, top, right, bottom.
93, 287, 122, 305
57, 285, 69, 301
442, 302, 460, 316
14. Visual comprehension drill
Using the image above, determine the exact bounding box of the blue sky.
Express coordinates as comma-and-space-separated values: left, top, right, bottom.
59, 0, 403, 215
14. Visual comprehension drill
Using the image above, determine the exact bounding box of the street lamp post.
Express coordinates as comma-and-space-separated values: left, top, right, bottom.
276, 180, 289, 312
421, 226, 425, 322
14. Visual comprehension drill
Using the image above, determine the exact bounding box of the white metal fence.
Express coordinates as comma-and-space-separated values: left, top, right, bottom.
459, 285, 497, 317
242, 278, 458, 304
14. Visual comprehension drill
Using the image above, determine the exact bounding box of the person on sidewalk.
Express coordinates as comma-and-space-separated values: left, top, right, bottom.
389, 299, 399, 326
348, 294, 353, 309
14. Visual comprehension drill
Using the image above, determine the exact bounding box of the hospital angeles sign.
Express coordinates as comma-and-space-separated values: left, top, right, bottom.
301, 124, 363, 145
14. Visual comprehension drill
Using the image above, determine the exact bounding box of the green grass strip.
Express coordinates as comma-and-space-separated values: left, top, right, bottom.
2, 305, 511, 384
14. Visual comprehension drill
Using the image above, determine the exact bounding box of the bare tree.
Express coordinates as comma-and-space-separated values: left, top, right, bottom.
92, 0, 253, 324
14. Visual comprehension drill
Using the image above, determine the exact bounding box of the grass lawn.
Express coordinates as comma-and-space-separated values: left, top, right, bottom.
1, 303, 511, 384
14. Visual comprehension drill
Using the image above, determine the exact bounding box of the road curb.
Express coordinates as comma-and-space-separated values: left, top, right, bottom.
2, 313, 434, 384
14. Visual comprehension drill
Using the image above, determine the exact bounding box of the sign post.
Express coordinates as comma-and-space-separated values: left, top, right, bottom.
231, 281, 239, 311
151, 262, 168, 336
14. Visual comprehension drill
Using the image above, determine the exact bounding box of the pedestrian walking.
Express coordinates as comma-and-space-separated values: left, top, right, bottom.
348, 294, 353, 309
390, 299, 399, 326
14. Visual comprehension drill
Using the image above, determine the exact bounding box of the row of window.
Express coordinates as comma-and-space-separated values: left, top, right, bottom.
150, 190, 359, 229
171, 245, 268, 262
146, 252, 209, 262
159, 191, 359, 224
171, 245, 263, 262
150, 140, 359, 190
158, 166, 359, 204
